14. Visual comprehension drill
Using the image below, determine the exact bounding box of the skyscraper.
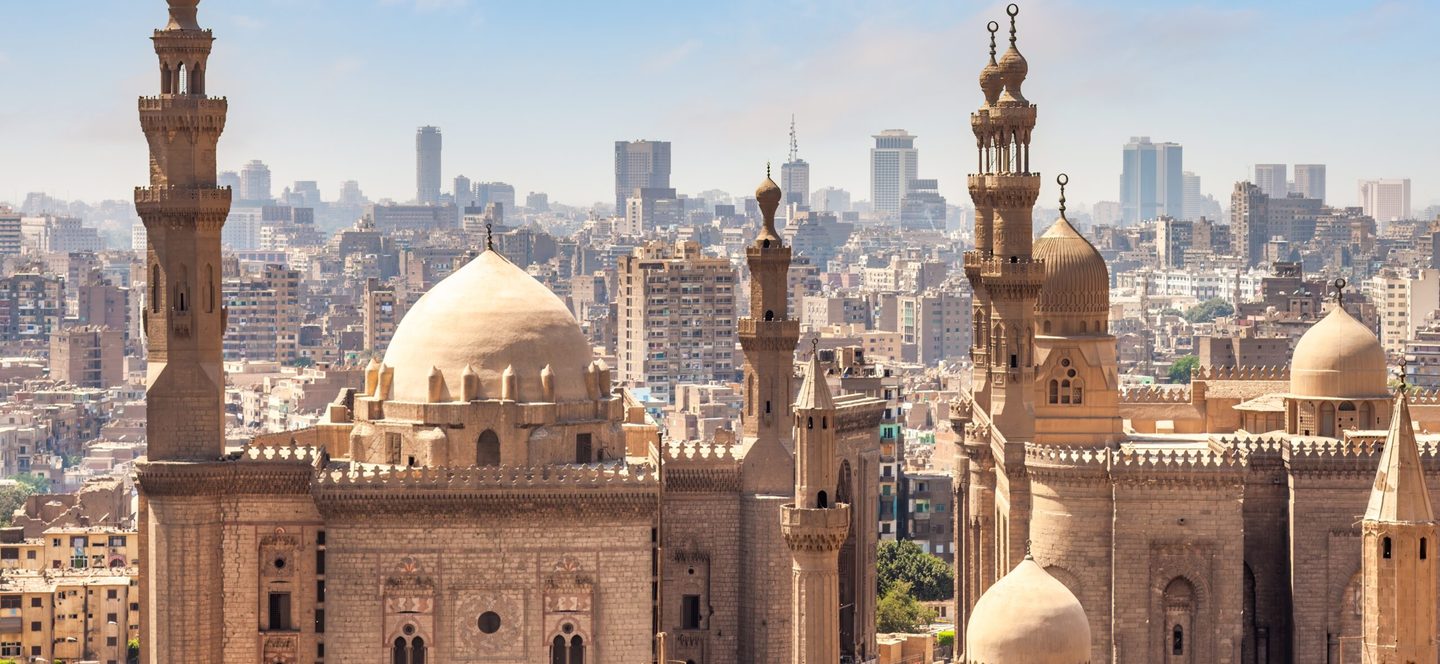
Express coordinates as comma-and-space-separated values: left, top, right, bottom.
452, 174, 473, 208
1182, 171, 1203, 221
1230, 181, 1269, 267
1360, 178, 1412, 222
416, 125, 442, 205
870, 129, 918, 218
1253, 163, 1288, 198
238, 159, 271, 203
780, 116, 810, 207
1293, 164, 1326, 202
1119, 136, 1182, 224
614, 140, 671, 214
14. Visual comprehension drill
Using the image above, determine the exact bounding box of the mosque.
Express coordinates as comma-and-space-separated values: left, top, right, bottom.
133, 1, 884, 663
951, 5, 1440, 664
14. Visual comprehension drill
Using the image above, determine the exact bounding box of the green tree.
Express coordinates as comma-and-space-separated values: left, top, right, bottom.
1169, 355, 1200, 384
129, 637, 141, 664
876, 580, 937, 633
1184, 297, 1235, 323
0, 473, 49, 527
878, 540, 953, 601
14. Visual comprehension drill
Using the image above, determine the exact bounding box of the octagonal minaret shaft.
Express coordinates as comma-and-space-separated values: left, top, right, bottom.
739, 169, 800, 453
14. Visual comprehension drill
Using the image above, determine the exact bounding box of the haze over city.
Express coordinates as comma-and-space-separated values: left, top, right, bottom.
3, 0, 1436, 210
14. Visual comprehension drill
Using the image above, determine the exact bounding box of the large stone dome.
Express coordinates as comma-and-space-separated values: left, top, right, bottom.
1034, 215, 1109, 325
966, 557, 1091, 664
381, 249, 596, 403
1290, 305, 1387, 399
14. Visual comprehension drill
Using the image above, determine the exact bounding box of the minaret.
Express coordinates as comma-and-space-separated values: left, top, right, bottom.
740, 168, 800, 463
972, 3, 1042, 442
1361, 382, 1438, 664
782, 342, 850, 664
138, 0, 230, 460
133, 2, 230, 662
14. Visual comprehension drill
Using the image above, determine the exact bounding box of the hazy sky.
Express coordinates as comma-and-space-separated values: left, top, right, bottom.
2, 0, 1436, 214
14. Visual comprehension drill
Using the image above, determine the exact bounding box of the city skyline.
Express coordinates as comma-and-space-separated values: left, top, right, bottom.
3, 0, 1437, 213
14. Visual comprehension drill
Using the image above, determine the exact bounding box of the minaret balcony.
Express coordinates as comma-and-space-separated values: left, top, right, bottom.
135, 185, 232, 222
738, 318, 800, 343
979, 256, 1045, 281
781, 503, 851, 552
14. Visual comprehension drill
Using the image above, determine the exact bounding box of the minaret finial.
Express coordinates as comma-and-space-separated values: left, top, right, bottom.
767, 161, 772, 179
485, 222, 494, 251
1057, 173, 1069, 218
811, 337, 820, 358
1024, 538, 1033, 559
1333, 277, 1347, 306
1007, 3, 1020, 46
988, 20, 999, 61
1400, 357, 1410, 393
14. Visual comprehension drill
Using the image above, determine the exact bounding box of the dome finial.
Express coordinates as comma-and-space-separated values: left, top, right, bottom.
811, 336, 820, 358
1007, 3, 1020, 47
485, 222, 494, 251
1333, 277, 1347, 306
1025, 538, 1033, 559
1056, 173, 1069, 218
1399, 357, 1409, 393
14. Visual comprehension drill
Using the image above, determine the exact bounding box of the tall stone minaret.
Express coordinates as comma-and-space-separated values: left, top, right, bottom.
1361, 387, 1438, 664
134, 1, 231, 662
740, 169, 800, 469
972, 4, 1042, 442
782, 343, 849, 664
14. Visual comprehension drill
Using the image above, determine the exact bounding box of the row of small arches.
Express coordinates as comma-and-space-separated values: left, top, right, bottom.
160, 61, 205, 95
1380, 536, 1428, 560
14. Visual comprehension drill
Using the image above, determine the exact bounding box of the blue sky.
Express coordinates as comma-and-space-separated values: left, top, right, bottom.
1, 0, 1436, 213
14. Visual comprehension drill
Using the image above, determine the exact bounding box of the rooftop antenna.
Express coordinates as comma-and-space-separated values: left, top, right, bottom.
788, 114, 798, 163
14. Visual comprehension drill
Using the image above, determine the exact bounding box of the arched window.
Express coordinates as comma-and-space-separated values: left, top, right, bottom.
821, 417, 827, 429
476, 430, 500, 466
411, 637, 425, 664
205, 264, 215, 313
764, 310, 774, 321
160, 63, 172, 94
1319, 402, 1336, 438
551, 636, 566, 664
1043, 320, 1052, 334
177, 63, 188, 94
817, 490, 828, 508
1422, 537, 1428, 560
569, 635, 583, 664
807, 416, 813, 429
1383, 536, 1392, 559
1060, 380, 1072, 405
1172, 625, 1184, 655
1072, 380, 1084, 405
393, 637, 407, 664
1162, 577, 1195, 663
191, 63, 204, 94
1048, 380, 1059, 404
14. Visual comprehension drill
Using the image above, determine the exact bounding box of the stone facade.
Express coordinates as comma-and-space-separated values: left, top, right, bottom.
133, 5, 883, 663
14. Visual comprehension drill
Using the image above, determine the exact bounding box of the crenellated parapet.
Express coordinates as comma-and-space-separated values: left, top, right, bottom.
1192, 365, 1290, 382
1111, 445, 1246, 488
313, 462, 659, 518
1120, 386, 1192, 403
662, 441, 740, 493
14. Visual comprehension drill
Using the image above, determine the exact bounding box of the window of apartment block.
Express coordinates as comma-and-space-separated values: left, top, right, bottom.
0, 596, 19, 609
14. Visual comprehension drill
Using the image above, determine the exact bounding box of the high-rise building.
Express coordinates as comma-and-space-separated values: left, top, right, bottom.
1293, 164, 1326, 202
899, 179, 947, 231
218, 170, 240, 193
1230, 181, 1269, 267
1366, 268, 1440, 356
897, 290, 970, 365
1253, 163, 1288, 198
362, 279, 401, 354
621, 187, 680, 236
1119, 136, 1182, 224
238, 159, 271, 203
614, 241, 736, 402
781, 116, 810, 207
614, 140, 671, 214
222, 264, 302, 363
416, 126, 442, 205
870, 129, 919, 218
812, 187, 851, 213
475, 181, 516, 211
452, 174, 473, 208
0, 207, 21, 255
1360, 178, 1412, 222
49, 325, 125, 389
1181, 171, 1203, 221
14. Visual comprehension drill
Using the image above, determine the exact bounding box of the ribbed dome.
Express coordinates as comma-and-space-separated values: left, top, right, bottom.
1034, 215, 1109, 319
966, 558, 1091, 663
381, 249, 595, 403
1290, 306, 1387, 399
